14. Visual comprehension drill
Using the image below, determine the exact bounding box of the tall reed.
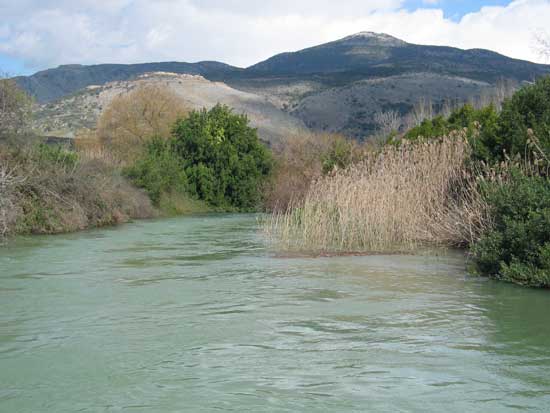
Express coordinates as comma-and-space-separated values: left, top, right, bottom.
265, 132, 490, 254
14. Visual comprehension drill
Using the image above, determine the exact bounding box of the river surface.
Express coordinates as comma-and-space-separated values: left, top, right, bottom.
1, 214, 549, 412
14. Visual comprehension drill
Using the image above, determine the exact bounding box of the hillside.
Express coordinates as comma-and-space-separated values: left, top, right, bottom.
32, 72, 305, 145
18, 32, 550, 139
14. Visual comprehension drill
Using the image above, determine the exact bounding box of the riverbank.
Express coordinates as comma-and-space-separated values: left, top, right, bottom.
0, 143, 211, 238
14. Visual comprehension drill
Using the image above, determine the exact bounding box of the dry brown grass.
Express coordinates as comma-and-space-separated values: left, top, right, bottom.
265, 131, 490, 254
74, 130, 122, 167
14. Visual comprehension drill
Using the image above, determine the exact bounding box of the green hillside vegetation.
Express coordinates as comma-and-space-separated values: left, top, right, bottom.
16, 33, 550, 105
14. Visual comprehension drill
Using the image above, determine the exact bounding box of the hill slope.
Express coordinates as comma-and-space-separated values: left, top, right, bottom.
32, 72, 305, 145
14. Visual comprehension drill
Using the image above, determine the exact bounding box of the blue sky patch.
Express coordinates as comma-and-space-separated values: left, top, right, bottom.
404, 0, 512, 20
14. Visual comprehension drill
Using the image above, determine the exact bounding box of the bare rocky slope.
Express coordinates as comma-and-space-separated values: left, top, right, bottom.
32, 72, 305, 144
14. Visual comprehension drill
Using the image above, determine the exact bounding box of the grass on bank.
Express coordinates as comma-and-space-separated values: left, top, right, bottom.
0, 143, 155, 236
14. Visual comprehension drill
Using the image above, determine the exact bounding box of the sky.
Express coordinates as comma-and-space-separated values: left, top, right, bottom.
0, 0, 549, 76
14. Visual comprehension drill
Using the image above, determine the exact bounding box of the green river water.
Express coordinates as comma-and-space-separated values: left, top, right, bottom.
1, 214, 549, 412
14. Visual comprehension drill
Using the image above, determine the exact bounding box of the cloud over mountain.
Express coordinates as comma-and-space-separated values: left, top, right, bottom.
1, 0, 549, 72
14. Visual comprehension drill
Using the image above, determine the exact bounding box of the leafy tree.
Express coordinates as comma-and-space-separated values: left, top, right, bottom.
172, 104, 272, 210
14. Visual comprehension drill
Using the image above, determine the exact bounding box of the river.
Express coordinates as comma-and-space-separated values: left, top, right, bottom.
1, 214, 549, 412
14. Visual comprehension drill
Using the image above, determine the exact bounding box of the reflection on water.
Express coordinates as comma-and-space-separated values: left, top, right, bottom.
1, 214, 549, 412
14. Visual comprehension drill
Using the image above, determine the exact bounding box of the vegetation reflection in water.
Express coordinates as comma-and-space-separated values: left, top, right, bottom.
1, 214, 549, 412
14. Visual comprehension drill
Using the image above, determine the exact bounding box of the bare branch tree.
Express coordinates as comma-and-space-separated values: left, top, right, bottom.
411, 97, 434, 126
96, 84, 190, 163
534, 29, 550, 62
439, 98, 455, 118
374, 110, 401, 138
0, 164, 25, 239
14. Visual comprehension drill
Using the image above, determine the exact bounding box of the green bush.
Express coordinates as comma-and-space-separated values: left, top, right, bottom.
405, 115, 450, 141
124, 138, 188, 206
35, 144, 79, 169
472, 172, 550, 287
404, 78, 550, 163
497, 77, 550, 160
321, 137, 357, 175
404, 104, 500, 162
172, 104, 273, 210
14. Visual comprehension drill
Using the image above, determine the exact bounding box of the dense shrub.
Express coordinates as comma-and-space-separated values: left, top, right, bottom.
35, 143, 79, 168
472, 172, 550, 287
172, 104, 272, 210
0, 143, 154, 236
321, 135, 360, 175
404, 104, 500, 162
124, 138, 188, 205
404, 78, 550, 163
124, 138, 210, 215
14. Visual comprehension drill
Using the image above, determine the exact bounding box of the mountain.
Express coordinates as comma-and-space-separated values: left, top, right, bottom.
245, 32, 547, 82
18, 32, 550, 139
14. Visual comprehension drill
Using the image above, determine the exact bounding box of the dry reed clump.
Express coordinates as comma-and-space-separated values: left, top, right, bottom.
74, 130, 123, 167
265, 131, 491, 254
263, 131, 362, 211
0, 144, 155, 236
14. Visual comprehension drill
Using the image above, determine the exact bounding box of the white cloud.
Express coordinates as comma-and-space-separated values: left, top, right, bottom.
0, 0, 549, 72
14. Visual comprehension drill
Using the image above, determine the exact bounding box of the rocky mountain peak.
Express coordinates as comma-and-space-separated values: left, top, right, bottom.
340, 31, 407, 47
